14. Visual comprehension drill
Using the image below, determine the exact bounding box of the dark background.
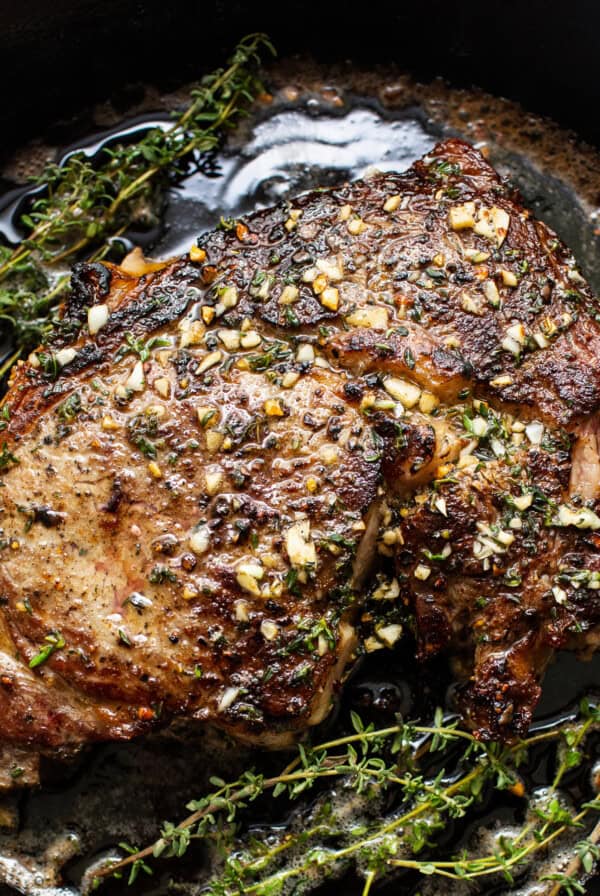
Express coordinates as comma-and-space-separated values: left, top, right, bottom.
1, 0, 600, 151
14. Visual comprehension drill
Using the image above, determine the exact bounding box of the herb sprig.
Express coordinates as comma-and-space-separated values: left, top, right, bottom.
0, 33, 274, 375
93, 702, 600, 893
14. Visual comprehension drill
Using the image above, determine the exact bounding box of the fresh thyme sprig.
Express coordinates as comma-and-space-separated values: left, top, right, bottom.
0, 32, 274, 369
92, 702, 600, 893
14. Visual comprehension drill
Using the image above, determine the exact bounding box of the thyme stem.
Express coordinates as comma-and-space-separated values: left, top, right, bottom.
0, 33, 274, 362
93, 703, 600, 894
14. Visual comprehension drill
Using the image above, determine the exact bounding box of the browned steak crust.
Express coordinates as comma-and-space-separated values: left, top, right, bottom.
1, 138, 600, 771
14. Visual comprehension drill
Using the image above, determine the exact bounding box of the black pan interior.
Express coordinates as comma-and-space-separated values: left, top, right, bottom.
2, 0, 600, 151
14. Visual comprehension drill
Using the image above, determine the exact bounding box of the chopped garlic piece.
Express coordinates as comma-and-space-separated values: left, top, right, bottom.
240, 330, 261, 349
490, 437, 505, 458
312, 273, 328, 295
419, 391, 439, 414
55, 348, 78, 368
285, 519, 317, 568
264, 398, 284, 416
126, 360, 145, 392
482, 279, 501, 307
201, 306, 216, 325
414, 563, 431, 581
500, 269, 518, 287
197, 350, 223, 374
88, 303, 109, 335
261, 620, 280, 641
220, 286, 238, 309
146, 403, 166, 419
346, 305, 389, 329
206, 430, 224, 453
552, 585, 568, 605
302, 266, 319, 283
320, 286, 340, 311
554, 504, 600, 530
279, 285, 299, 305
501, 335, 521, 356
316, 257, 343, 281
189, 525, 211, 554
384, 377, 421, 408
234, 600, 249, 622
383, 194, 402, 212
470, 416, 488, 438
347, 216, 366, 235
474, 206, 510, 246
496, 529, 515, 547
464, 248, 490, 263
189, 244, 206, 262
513, 493, 533, 511
364, 636, 385, 653
296, 343, 315, 364
489, 374, 514, 388
236, 571, 261, 596
319, 444, 339, 464
205, 468, 223, 496
179, 319, 205, 348
525, 421, 544, 445
461, 292, 485, 315
372, 577, 401, 601
507, 323, 526, 345
449, 202, 476, 230
285, 209, 302, 231
217, 329, 240, 351
434, 496, 447, 517
376, 624, 403, 647
102, 415, 120, 431
154, 377, 170, 399
238, 560, 264, 580
218, 686, 240, 712
282, 371, 300, 388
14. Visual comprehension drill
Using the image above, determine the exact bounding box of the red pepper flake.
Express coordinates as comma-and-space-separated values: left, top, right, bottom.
137, 706, 155, 721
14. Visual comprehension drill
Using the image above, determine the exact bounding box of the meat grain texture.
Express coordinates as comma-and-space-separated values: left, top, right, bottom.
1, 139, 600, 784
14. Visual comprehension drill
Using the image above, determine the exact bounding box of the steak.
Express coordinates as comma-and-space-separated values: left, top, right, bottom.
1, 137, 600, 782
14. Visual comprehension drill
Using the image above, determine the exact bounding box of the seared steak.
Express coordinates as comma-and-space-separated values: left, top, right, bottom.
1, 138, 600, 780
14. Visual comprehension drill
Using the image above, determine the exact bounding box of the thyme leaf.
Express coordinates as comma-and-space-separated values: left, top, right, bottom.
29, 631, 65, 669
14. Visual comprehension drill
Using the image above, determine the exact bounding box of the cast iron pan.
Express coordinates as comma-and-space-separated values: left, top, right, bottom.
0, 3, 600, 894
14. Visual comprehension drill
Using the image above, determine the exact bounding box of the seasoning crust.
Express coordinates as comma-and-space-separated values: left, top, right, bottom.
2, 138, 600, 775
